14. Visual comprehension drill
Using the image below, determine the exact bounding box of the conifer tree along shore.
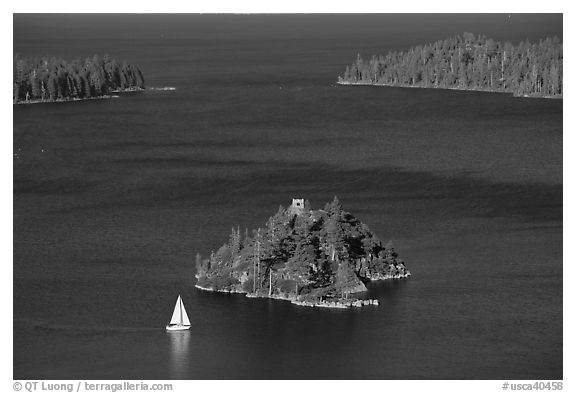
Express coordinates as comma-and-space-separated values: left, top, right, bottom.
338, 33, 562, 98
13, 54, 145, 104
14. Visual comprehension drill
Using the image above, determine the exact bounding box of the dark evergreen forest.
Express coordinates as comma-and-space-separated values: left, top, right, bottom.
196, 197, 410, 300
13, 54, 145, 103
338, 33, 562, 98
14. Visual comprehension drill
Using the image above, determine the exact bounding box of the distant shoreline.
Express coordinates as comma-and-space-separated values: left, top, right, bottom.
14, 95, 119, 106
13, 87, 145, 106
335, 81, 562, 99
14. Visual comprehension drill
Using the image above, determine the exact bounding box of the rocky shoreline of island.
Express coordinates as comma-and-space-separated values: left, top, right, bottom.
195, 270, 410, 309
194, 281, 403, 309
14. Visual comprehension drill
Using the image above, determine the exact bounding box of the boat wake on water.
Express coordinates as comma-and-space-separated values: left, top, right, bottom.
147, 86, 176, 91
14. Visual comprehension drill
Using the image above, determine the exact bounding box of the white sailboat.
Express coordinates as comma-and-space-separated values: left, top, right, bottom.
166, 295, 191, 331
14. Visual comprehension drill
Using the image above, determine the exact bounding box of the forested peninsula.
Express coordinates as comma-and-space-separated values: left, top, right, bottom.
13, 54, 145, 104
195, 198, 410, 309
338, 33, 562, 98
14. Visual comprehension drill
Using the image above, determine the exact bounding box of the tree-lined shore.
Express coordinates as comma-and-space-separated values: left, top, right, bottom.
338, 33, 562, 98
13, 54, 145, 104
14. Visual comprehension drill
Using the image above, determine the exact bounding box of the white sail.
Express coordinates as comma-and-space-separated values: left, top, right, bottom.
180, 298, 191, 326
169, 295, 191, 326
169, 295, 183, 325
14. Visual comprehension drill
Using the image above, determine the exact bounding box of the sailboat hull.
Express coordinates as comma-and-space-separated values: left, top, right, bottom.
166, 324, 191, 331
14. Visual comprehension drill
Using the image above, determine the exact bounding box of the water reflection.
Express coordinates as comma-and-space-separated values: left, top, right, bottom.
167, 331, 191, 379
363, 278, 410, 302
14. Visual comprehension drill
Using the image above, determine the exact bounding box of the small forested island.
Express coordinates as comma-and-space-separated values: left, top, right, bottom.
195, 197, 410, 308
13, 54, 145, 104
338, 33, 562, 98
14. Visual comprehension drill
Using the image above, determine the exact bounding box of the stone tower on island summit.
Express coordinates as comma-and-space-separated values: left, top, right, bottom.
289, 198, 305, 216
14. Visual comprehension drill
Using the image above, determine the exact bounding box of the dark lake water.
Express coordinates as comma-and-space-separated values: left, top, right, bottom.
13, 14, 562, 379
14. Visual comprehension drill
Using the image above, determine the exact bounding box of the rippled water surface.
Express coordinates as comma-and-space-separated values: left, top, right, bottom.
14, 14, 562, 379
